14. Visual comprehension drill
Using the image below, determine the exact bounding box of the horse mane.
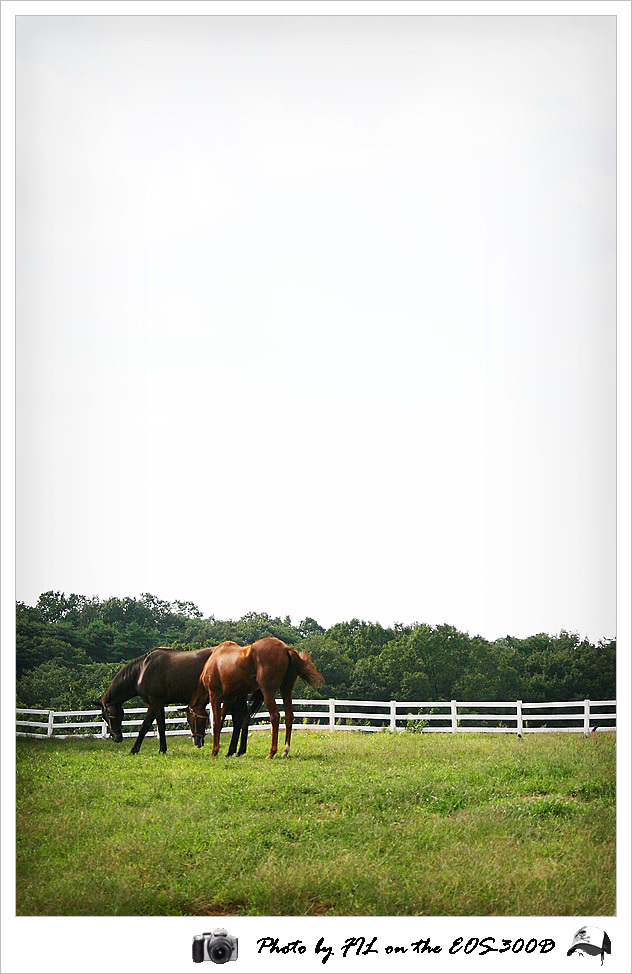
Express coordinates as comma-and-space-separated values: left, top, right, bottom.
103, 652, 150, 703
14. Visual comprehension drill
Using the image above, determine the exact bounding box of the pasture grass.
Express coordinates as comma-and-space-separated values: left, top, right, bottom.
16, 731, 615, 916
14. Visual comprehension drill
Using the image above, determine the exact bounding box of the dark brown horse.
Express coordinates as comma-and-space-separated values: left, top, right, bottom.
187, 637, 325, 759
100, 647, 262, 754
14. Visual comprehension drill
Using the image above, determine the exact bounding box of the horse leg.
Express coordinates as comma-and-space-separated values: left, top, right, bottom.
262, 688, 280, 759
237, 689, 263, 756
149, 698, 168, 754
280, 668, 298, 758
130, 707, 155, 754
226, 700, 246, 757
217, 702, 228, 737
210, 692, 223, 757
281, 689, 294, 758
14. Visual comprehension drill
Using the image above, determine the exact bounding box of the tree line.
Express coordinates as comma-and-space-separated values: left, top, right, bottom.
16, 591, 616, 712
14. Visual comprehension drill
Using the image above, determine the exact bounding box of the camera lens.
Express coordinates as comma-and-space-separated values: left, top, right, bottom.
209, 939, 232, 964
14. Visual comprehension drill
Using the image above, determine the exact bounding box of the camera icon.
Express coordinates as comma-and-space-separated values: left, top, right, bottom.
192, 929, 238, 964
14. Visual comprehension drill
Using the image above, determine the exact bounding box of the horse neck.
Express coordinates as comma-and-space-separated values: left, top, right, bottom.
103, 659, 141, 706
189, 680, 209, 714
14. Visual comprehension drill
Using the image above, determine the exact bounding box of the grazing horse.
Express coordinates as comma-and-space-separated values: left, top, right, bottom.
100, 647, 262, 755
187, 637, 325, 759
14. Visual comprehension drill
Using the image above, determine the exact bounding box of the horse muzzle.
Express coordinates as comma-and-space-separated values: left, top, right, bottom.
193, 736, 204, 748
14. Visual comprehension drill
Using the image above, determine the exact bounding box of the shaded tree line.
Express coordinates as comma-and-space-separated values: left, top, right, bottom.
16, 591, 616, 712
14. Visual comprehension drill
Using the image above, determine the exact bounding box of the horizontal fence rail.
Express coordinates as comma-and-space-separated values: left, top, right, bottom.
16, 699, 617, 740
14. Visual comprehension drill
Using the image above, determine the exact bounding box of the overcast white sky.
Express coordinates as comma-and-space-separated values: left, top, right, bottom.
15, 14, 616, 641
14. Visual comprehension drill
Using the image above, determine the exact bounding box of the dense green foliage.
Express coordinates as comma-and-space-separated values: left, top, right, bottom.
16, 732, 615, 916
16, 591, 616, 710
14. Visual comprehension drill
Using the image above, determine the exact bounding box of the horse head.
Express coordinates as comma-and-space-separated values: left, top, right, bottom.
101, 700, 125, 743
186, 705, 209, 747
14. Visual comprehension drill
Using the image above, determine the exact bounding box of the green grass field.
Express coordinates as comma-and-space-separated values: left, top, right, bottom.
16, 730, 615, 916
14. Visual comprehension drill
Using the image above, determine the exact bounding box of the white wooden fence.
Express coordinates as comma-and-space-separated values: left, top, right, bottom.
16, 698, 616, 739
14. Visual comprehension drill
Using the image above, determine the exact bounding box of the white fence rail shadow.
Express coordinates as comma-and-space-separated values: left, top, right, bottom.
16, 698, 616, 740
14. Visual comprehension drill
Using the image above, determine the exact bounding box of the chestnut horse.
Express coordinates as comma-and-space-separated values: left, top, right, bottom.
187, 637, 324, 758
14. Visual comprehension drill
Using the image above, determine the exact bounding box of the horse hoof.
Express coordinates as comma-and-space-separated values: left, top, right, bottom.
130, 748, 139, 755
281, 751, 290, 759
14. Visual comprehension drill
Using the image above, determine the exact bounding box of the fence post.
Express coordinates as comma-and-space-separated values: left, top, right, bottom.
584, 699, 591, 736
390, 700, 397, 733
329, 699, 336, 732
47, 711, 54, 738
516, 700, 523, 736
451, 700, 458, 733
101, 717, 108, 739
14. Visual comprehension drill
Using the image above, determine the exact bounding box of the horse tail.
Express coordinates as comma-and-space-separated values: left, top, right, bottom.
287, 647, 325, 689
